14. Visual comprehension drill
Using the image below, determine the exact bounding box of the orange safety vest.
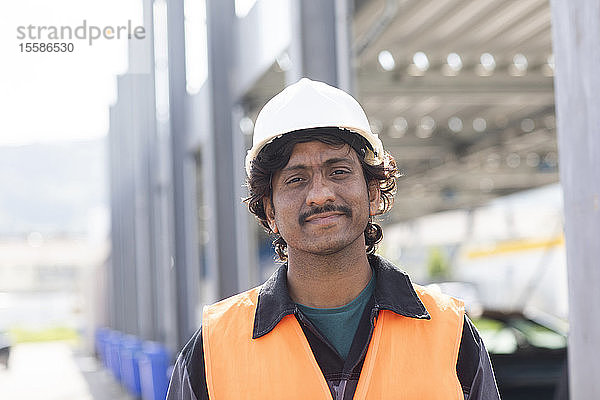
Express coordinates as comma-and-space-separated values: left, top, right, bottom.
203, 284, 465, 399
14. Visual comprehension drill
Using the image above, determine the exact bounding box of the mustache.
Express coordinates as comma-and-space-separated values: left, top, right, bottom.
299, 204, 352, 225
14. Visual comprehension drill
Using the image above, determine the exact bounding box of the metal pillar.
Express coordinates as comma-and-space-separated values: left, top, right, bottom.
150, 0, 179, 352
131, 79, 157, 340
166, 0, 200, 348
108, 10, 159, 339
232, 106, 260, 291
206, 0, 247, 299
139, 0, 166, 344
287, 0, 354, 91
108, 105, 123, 332
111, 75, 140, 335
551, 0, 600, 397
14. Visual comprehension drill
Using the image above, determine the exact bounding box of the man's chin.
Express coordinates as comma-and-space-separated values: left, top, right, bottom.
290, 237, 358, 257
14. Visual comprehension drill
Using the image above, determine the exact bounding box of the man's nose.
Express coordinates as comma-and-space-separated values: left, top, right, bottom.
305, 175, 336, 206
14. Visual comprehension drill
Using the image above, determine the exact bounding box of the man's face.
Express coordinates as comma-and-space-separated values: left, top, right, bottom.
264, 140, 380, 258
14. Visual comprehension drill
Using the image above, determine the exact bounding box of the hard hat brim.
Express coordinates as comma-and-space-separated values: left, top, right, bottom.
245, 126, 384, 176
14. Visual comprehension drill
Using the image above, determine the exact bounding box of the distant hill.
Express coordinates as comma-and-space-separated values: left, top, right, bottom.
0, 139, 107, 236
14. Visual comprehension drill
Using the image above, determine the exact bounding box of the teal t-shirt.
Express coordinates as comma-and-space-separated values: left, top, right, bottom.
296, 271, 375, 359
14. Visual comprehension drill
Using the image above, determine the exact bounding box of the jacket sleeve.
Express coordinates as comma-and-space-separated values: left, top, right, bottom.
166, 353, 200, 400
166, 328, 210, 400
457, 316, 501, 400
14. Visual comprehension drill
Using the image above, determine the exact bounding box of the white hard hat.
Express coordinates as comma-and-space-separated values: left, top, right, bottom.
245, 78, 384, 176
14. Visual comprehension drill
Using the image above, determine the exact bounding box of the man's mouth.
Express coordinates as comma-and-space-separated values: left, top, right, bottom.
299, 205, 352, 225
304, 212, 345, 223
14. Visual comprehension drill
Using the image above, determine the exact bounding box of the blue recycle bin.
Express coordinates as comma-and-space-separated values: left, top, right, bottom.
102, 331, 115, 370
120, 335, 143, 397
101, 331, 114, 371
139, 341, 170, 400
94, 328, 109, 367
107, 331, 124, 381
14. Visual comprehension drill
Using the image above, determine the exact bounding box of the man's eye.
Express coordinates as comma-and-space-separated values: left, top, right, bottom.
332, 169, 349, 176
286, 177, 304, 184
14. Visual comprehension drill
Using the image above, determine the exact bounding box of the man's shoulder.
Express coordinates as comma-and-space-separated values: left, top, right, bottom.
205, 285, 261, 312
413, 284, 465, 308
202, 286, 263, 339
411, 285, 466, 327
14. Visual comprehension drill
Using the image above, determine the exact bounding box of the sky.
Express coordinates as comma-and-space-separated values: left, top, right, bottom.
0, 141, 108, 236
0, 0, 142, 238
0, 0, 263, 146
0, 0, 142, 146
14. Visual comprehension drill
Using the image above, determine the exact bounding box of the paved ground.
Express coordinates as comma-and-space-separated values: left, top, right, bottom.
0, 342, 134, 400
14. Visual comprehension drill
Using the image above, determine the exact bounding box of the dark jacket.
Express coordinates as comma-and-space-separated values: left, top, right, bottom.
167, 255, 501, 400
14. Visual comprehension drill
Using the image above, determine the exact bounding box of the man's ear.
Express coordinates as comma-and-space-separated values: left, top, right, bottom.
263, 197, 278, 233
368, 181, 381, 216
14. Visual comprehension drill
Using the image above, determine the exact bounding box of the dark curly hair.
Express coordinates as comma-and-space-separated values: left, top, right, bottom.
245, 128, 398, 262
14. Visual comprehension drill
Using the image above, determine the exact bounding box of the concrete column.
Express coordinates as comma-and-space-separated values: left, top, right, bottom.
551, 1, 600, 398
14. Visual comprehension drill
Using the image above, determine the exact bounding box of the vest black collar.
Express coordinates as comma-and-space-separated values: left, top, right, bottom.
252, 255, 430, 339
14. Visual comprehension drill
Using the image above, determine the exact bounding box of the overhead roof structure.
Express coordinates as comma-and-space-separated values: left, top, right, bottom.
353, 0, 557, 221
241, 0, 557, 223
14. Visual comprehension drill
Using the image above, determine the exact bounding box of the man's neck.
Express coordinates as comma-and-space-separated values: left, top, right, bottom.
286, 236, 373, 308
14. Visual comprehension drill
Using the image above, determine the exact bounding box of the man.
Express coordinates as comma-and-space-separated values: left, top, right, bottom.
167, 78, 500, 399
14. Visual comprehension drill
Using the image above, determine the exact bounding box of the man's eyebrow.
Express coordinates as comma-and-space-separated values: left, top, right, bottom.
281, 157, 354, 172
323, 157, 354, 166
